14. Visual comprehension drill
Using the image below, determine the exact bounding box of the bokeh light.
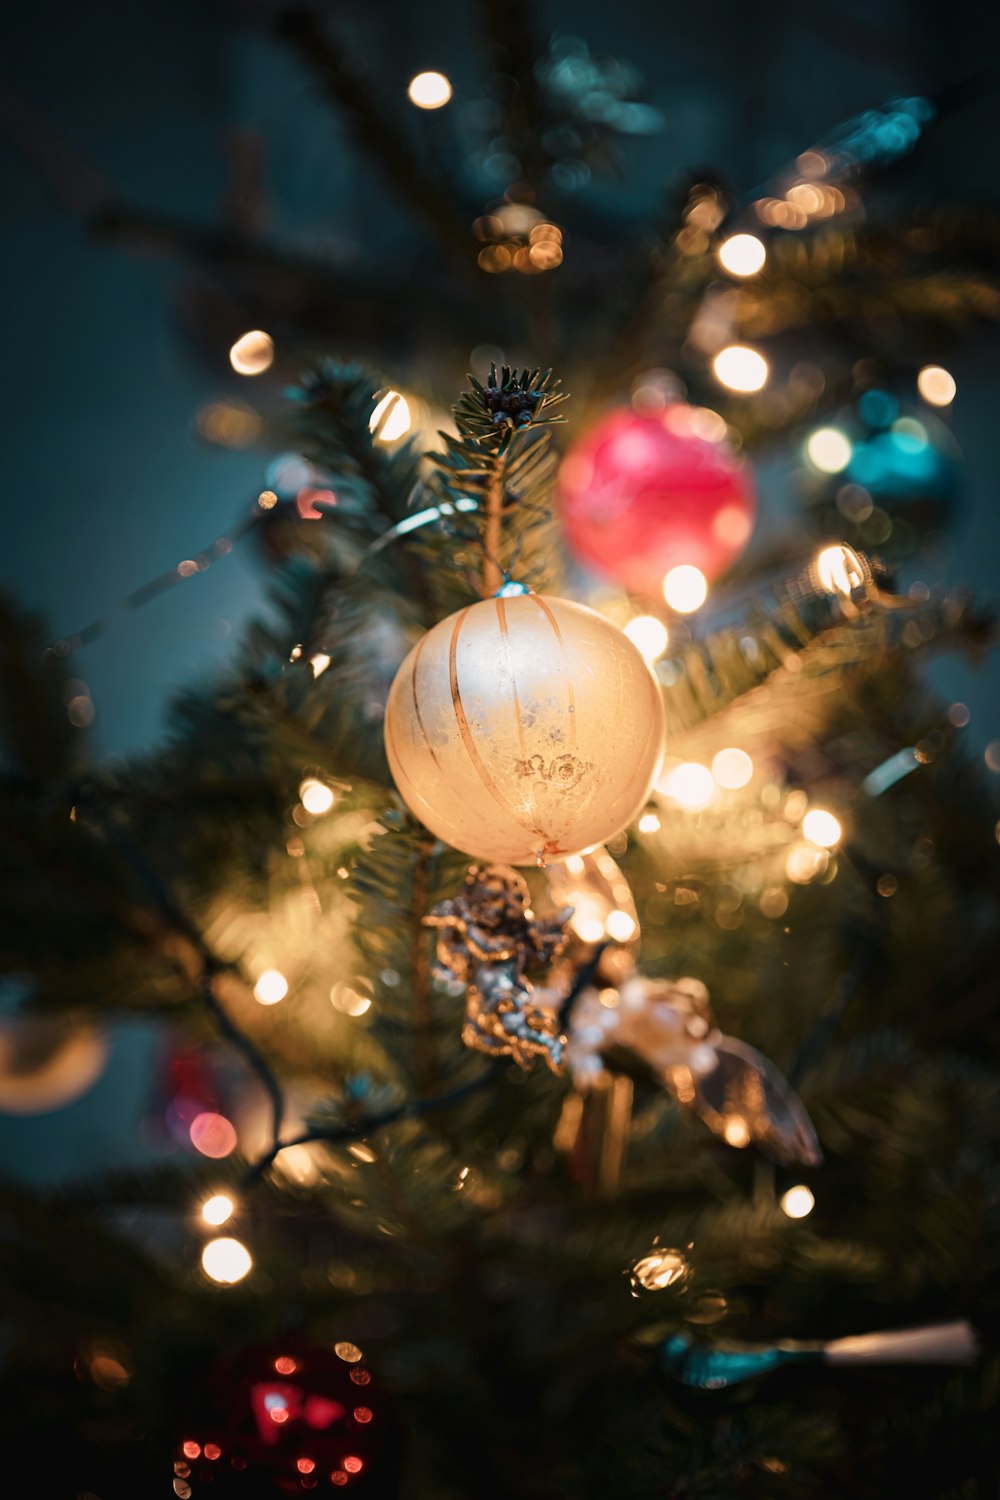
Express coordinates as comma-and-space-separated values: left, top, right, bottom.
629, 1247, 689, 1293
201, 1193, 235, 1227
780, 1185, 815, 1219
711, 747, 753, 789
712, 345, 768, 393
605, 910, 637, 942
717, 233, 766, 277
299, 778, 335, 815
624, 614, 669, 662
369, 391, 412, 441
407, 71, 452, 109
229, 330, 274, 377
663, 564, 708, 613
816, 544, 865, 595
917, 365, 956, 407
189, 1113, 238, 1159
806, 427, 853, 473
638, 811, 661, 833
665, 763, 716, 810
201, 1236, 253, 1284
803, 808, 842, 848
254, 969, 289, 1006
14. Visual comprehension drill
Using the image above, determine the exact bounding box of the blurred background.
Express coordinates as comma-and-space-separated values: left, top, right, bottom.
1, 0, 998, 1182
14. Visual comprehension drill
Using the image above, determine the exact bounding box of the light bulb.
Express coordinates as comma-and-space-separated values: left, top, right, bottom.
711, 747, 753, 789
624, 614, 669, 662
802, 808, 842, 848
299, 778, 335, 815
663, 564, 708, 613
369, 391, 412, 441
605, 910, 637, 942
717, 234, 766, 277
712, 345, 768, 393
407, 71, 452, 109
780, 1185, 815, 1219
666, 763, 715, 811
254, 969, 288, 1005
917, 365, 956, 407
806, 427, 852, 473
229, 330, 274, 376
201, 1236, 252, 1284
201, 1193, 235, 1227
815, 544, 865, 596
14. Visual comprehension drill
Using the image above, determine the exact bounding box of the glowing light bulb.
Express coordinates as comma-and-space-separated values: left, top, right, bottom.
605, 910, 637, 942
201, 1236, 252, 1284
712, 345, 768, 393
816, 544, 865, 596
334, 1342, 364, 1363
629, 1247, 689, 1293
717, 233, 766, 277
624, 614, 669, 662
806, 427, 852, 473
229, 330, 274, 376
711, 747, 753, 789
330, 982, 372, 1017
310, 652, 331, 678
407, 71, 452, 109
780, 1184, 815, 1219
254, 969, 288, 1006
785, 842, 829, 884
201, 1193, 235, 1227
299, 778, 335, 815
802, 808, 842, 848
369, 391, 412, 442
638, 811, 661, 833
663, 564, 708, 613
917, 365, 956, 407
666, 763, 715, 811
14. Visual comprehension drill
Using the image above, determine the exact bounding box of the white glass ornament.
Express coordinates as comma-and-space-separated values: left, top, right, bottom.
384, 593, 666, 865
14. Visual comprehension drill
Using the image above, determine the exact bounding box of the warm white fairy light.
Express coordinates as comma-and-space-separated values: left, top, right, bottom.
254, 969, 288, 1005
630, 1247, 689, 1292
712, 345, 768, 393
780, 1185, 815, 1219
638, 811, 661, 833
917, 365, 956, 407
816, 544, 865, 596
369, 391, 412, 442
806, 427, 852, 473
299, 778, 335, 815
407, 71, 452, 109
229, 330, 274, 376
605, 910, 637, 943
717, 233, 767, 277
201, 1193, 235, 1227
711, 747, 753, 789
802, 808, 842, 848
662, 564, 708, 613
330, 982, 372, 1017
666, 763, 716, 811
785, 842, 829, 884
201, 1236, 253, 1284
624, 614, 669, 662
310, 653, 331, 678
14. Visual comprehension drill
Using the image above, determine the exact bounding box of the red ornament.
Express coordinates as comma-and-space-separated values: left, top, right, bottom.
173, 1340, 398, 1496
558, 405, 756, 596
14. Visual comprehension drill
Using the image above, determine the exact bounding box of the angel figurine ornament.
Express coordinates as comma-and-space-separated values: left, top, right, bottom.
424, 864, 572, 1072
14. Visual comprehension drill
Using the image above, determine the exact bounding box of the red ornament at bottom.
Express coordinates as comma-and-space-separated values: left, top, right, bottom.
558, 405, 756, 597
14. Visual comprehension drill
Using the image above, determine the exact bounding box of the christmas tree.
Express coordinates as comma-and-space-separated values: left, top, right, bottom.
2, 5, 999, 1496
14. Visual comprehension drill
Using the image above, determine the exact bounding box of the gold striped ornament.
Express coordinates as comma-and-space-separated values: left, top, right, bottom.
384, 593, 666, 865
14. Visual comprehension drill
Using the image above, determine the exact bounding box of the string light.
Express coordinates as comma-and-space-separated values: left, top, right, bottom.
407, 71, 452, 109
665, 763, 716, 811
189, 1112, 238, 1158
369, 391, 412, 442
201, 1236, 252, 1284
711, 747, 753, 789
663, 564, 708, 613
254, 969, 289, 1006
605, 910, 637, 942
624, 614, 669, 662
785, 842, 829, 883
780, 1185, 815, 1219
917, 365, 956, 407
201, 1193, 235, 1227
310, 653, 331, 678
815, 544, 865, 596
638, 811, 661, 833
802, 808, 842, 848
629, 1247, 690, 1293
330, 982, 372, 1017
299, 778, 335, 815
717, 233, 767, 277
229, 330, 274, 376
806, 427, 852, 473
712, 345, 769, 393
